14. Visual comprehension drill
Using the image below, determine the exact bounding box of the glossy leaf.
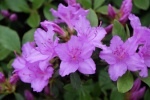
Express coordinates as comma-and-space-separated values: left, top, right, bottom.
32, 0, 45, 9
22, 28, 36, 44
43, 4, 57, 21
86, 9, 98, 26
96, 5, 108, 15
0, 25, 21, 53
5, 0, 30, 13
117, 72, 133, 93
133, 0, 149, 10
112, 20, 127, 41
94, 0, 105, 10
27, 11, 40, 28
0, 43, 11, 60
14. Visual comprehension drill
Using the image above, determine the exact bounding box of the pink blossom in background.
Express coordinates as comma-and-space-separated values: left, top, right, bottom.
55, 36, 96, 76
12, 42, 54, 92
74, 16, 106, 49
65, 0, 77, 5
26, 26, 59, 63
130, 78, 146, 100
24, 90, 34, 100
9, 13, 17, 21
0, 72, 5, 83
40, 20, 66, 36
100, 36, 147, 81
50, 3, 89, 30
1, 10, 10, 17
9, 74, 19, 85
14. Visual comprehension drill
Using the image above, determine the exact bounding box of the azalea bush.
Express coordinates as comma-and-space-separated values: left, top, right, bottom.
1, 0, 150, 100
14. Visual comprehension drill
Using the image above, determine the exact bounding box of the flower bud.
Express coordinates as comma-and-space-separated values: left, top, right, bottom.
24, 90, 34, 100
108, 4, 116, 19
9, 14, 17, 21
9, 74, 19, 85
0, 72, 5, 83
1, 10, 10, 17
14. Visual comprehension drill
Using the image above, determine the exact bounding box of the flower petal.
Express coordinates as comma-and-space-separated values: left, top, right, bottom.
59, 61, 79, 76
108, 63, 127, 81
78, 58, 96, 74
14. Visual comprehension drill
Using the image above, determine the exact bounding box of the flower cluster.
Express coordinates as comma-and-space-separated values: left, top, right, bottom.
12, 1, 106, 92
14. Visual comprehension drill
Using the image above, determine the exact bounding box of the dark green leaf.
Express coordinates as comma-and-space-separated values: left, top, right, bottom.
14, 93, 24, 100
77, 0, 92, 9
133, 0, 149, 10
144, 89, 150, 100
0, 25, 21, 53
5, 0, 30, 13
32, 0, 45, 9
0, 43, 11, 60
86, 9, 98, 27
27, 11, 40, 28
7, 59, 14, 69
96, 5, 108, 15
140, 70, 150, 87
112, 20, 127, 41
70, 72, 81, 89
110, 88, 124, 100
125, 24, 130, 38
22, 28, 36, 44
43, 4, 57, 21
141, 13, 150, 26
0, 94, 7, 100
94, 0, 105, 10
117, 72, 133, 93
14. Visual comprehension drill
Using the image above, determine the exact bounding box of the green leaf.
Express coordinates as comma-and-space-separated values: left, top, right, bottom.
112, 20, 127, 41
96, 5, 108, 15
141, 13, 150, 26
14, 93, 24, 100
0, 25, 21, 53
22, 28, 36, 44
86, 9, 98, 27
144, 89, 150, 100
140, 70, 150, 87
110, 88, 124, 100
5, 0, 30, 13
32, 0, 45, 9
133, 0, 149, 10
0, 94, 7, 100
117, 72, 133, 93
94, 0, 105, 10
79, 92, 91, 100
70, 72, 81, 89
43, 4, 57, 21
0, 44, 11, 60
7, 59, 14, 69
27, 11, 40, 28
77, 0, 92, 9
125, 24, 130, 38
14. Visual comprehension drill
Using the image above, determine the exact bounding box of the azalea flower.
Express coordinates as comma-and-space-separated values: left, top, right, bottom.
100, 36, 147, 81
55, 36, 96, 76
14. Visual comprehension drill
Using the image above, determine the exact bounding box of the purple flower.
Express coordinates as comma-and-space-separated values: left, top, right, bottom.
1, 10, 10, 17
108, 0, 132, 24
100, 36, 147, 81
129, 14, 150, 44
12, 42, 54, 92
74, 16, 106, 49
108, 4, 116, 19
9, 13, 17, 21
65, 0, 76, 5
9, 74, 19, 85
26, 26, 59, 63
50, 3, 89, 30
40, 20, 66, 36
55, 36, 96, 76
130, 78, 146, 100
24, 90, 34, 100
0, 72, 5, 83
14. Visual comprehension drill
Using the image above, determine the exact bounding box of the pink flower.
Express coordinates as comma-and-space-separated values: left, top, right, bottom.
12, 42, 54, 92
9, 13, 17, 21
74, 16, 106, 49
65, 0, 77, 5
108, 0, 132, 24
130, 78, 146, 100
1, 10, 10, 17
9, 74, 19, 85
50, 3, 89, 30
0, 72, 5, 83
100, 36, 147, 81
26, 26, 59, 63
40, 20, 66, 36
55, 36, 96, 76
24, 90, 34, 100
